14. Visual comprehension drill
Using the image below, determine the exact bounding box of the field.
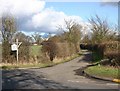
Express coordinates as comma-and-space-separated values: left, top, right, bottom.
29, 45, 42, 56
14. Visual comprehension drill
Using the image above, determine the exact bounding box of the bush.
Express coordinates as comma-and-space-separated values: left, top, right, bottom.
104, 51, 120, 67
80, 43, 105, 59
18, 42, 29, 63
55, 43, 76, 58
41, 40, 77, 61
2, 41, 16, 63
41, 40, 57, 61
103, 41, 120, 67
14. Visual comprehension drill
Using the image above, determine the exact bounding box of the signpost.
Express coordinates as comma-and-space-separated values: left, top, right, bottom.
11, 39, 22, 65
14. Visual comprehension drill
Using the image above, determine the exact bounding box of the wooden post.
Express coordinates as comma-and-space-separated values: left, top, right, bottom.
11, 39, 22, 65
16, 39, 18, 65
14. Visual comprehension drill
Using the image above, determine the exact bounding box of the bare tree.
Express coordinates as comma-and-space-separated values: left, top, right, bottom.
1, 15, 17, 63
89, 15, 110, 44
13, 32, 30, 63
1, 16, 16, 43
0, 17, 2, 42
81, 35, 91, 44
63, 19, 82, 52
32, 32, 42, 44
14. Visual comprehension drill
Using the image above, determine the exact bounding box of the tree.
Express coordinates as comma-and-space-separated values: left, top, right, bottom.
13, 32, 30, 63
14, 32, 32, 44
0, 18, 2, 42
63, 19, 82, 52
1, 16, 17, 63
89, 15, 120, 67
31, 32, 42, 44
89, 15, 110, 44
1, 16, 16, 43
81, 35, 91, 44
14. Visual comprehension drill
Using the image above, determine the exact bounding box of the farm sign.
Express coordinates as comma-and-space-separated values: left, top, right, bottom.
11, 44, 17, 51
11, 39, 22, 64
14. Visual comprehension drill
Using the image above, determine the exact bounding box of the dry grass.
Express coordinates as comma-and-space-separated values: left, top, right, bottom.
1, 54, 79, 69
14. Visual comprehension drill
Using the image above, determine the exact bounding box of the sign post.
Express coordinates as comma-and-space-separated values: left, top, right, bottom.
16, 39, 19, 65
11, 39, 22, 65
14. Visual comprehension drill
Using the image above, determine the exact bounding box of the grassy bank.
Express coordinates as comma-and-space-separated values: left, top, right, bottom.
1, 54, 80, 70
85, 65, 119, 79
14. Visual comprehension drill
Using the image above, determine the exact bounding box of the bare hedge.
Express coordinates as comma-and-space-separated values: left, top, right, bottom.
41, 40, 77, 61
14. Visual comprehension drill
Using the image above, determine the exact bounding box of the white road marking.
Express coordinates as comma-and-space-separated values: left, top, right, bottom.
106, 83, 119, 86
41, 78, 51, 81
42, 78, 47, 80
67, 80, 88, 83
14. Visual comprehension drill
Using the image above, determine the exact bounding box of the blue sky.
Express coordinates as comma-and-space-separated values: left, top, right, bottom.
0, 0, 118, 37
45, 2, 118, 24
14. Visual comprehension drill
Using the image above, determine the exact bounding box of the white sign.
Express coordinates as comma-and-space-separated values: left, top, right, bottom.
11, 44, 17, 51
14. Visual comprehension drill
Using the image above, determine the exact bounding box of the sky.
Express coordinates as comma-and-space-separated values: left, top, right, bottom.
45, 2, 118, 23
0, 0, 118, 37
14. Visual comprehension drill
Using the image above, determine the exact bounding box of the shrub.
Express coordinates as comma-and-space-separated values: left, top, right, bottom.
41, 40, 57, 61
104, 51, 120, 67
103, 41, 119, 67
2, 41, 14, 63
18, 42, 29, 63
55, 43, 76, 58
41, 40, 77, 61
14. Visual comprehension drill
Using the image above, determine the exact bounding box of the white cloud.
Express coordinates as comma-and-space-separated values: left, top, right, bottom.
25, 8, 87, 34
25, 8, 67, 33
100, 0, 118, 6
101, 0, 119, 2
0, 0, 90, 36
0, 0, 45, 17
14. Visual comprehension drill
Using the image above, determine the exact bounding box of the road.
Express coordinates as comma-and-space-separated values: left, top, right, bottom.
2, 52, 119, 90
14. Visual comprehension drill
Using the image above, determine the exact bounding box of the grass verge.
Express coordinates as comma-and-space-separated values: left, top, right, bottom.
1, 54, 80, 70
85, 65, 120, 79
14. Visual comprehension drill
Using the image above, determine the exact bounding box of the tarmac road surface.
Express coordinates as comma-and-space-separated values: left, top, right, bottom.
2, 52, 119, 90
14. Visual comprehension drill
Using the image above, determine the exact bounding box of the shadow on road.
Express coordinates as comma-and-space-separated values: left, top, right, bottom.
74, 52, 93, 76
2, 69, 72, 89
78, 52, 93, 63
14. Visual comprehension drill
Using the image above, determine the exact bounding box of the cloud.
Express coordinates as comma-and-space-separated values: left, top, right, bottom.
25, 8, 86, 34
100, 0, 119, 6
101, 0, 119, 2
0, 0, 45, 17
0, 0, 90, 36
25, 8, 66, 33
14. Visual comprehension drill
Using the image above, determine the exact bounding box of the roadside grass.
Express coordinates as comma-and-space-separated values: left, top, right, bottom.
1, 63, 54, 70
1, 54, 80, 70
54, 54, 80, 64
85, 65, 119, 79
